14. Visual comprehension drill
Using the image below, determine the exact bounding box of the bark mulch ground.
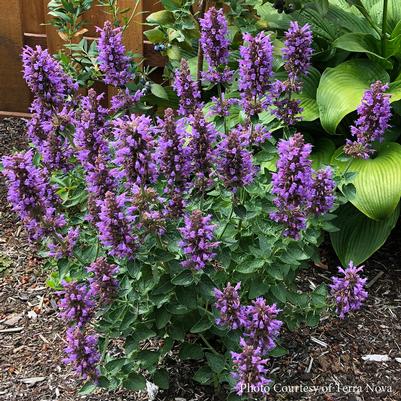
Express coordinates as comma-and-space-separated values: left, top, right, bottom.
0, 118, 400, 401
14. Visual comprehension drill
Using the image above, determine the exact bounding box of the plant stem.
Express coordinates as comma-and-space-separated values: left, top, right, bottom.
218, 206, 234, 240
217, 83, 228, 134
196, 0, 207, 87
382, 0, 388, 56
199, 333, 219, 356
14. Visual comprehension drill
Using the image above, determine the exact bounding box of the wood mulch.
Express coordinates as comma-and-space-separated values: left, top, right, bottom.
0, 118, 400, 401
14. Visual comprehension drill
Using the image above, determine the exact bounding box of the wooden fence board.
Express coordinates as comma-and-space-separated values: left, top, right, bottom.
0, 0, 165, 115
0, 0, 31, 113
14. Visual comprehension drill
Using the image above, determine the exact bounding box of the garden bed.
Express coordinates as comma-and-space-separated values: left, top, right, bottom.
0, 118, 400, 401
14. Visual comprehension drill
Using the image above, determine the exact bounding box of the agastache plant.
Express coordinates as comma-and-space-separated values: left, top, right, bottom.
156, 108, 190, 216
96, 20, 133, 87
238, 31, 273, 116
199, 7, 233, 83
179, 210, 219, 270
1, 150, 65, 240
87, 257, 119, 303
330, 261, 368, 319
173, 59, 202, 117
272, 22, 313, 125
270, 133, 335, 239
344, 81, 391, 159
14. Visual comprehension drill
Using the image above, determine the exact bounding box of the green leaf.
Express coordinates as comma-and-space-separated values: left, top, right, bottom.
155, 307, 171, 329
179, 342, 204, 360
193, 365, 213, 384
150, 83, 168, 99
332, 33, 391, 69
137, 350, 159, 368
294, 67, 321, 121
153, 368, 169, 389
146, 10, 175, 24
171, 269, 194, 286
143, 27, 166, 43
206, 352, 225, 373
317, 59, 389, 134
123, 373, 146, 390
190, 316, 213, 333
269, 346, 289, 357
332, 143, 401, 220
78, 382, 97, 395
330, 202, 400, 265
311, 138, 336, 169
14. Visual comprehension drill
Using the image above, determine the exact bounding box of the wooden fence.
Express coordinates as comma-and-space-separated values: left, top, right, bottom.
0, 0, 164, 117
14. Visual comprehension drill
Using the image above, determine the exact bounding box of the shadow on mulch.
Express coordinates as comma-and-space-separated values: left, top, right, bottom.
0, 118, 400, 401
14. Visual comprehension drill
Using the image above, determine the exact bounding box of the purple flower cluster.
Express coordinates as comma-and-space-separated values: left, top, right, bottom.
48, 227, 80, 259
214, 283, 282, 396
110, 87, 143, 112
1, 150, 65, 240
272, 22, 313, 125
130, 186, 166, 236
178, 210, 219, 270
199, 7, 233, 83
270, 133, 335, 239
97, 191, 138, 259
87, 257, 119, 303
214, 282, 247, 330
310, 167, 336, 216
156, 109, 190, 216
111, 115, 157, 188
58, 280, 96, 328
330, 261, 368, 319
173, 59, 202, 117
344, 81, 392, 159
96, 21, 133, 87
22, 45, 77, 103
245, 298, 282, 353
282, 21, 313, 81
188, 110, 217, 191
208, 94, 237, 118
216, 127, 256, 192
63, 327, 100, 380
74, 89, 109, 169
270, 133, 314, 239
231, 338, 271, 396
86, 154, 115, 222
239, 32, 273, 116
22, 46, 76, 171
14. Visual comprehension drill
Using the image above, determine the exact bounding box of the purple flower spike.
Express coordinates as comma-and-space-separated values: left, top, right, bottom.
156, 109, 191, 217
22, 45, 77, 104
63, 327, 100, 380
1, 150, 65, 240
110, 87, 143, 112
96, 21, 133, 87
96, 191, 138, 259
310, 167, 335, 216
58, 281, 96, 327
111, 114, 157, 188
209, 94, 237, 118
188, 109, 217, 191
87, 257, 119, 303
244, 298, 282, 353
199, 7, 233, 83
74, 89, 109, 170
178, 210, 220, 271
231, 338, 271, 396
344, 81, 391, 159
48, 227, 80, 259
282, 21, 313, 81
239, 32, 273, 116
270, 133, 314, 239
214, 282, 247, 330
330, 261, 368, 319
173, 59, 202, 117
216, 127, 256, 192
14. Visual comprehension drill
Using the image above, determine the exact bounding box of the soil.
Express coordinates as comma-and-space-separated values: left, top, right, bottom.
0, 118, 400, 401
